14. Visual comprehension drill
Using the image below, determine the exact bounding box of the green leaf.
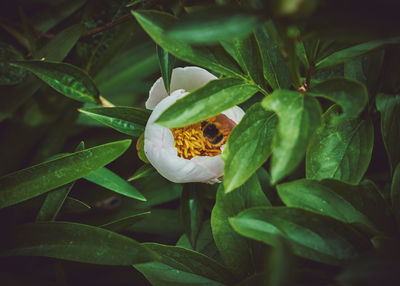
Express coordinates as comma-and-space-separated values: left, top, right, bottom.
308, 77, 368, 121
306, 106, 374, 184
79, 107, 150, 136
166, 8, 262, 44
34, 24, 84, 61
36, 142, 85, 222
232, 33, 266, 87
211, 174, 270, 278
11, 60, 100, 104
1, 221, 158, 265
0, 24, 83, 121
223, 103, 277, 192
134, 243, 234, 286
277, 179, 396, 234
254, 26, 291, 89
128, 164, 156, 181
0, 42, 27, 85
230, 207, 372, 266
132, 10, 243, 78
156, 78, 259, 128
180, 184, 203, 248
315, 36, 400, 71
99, 211, 150, 233
85, 167, 146, 202
0, 139, 131, 209
391, 163, 400, 225
262, 90, 322, 184
376, 93, 400, 174
156, 45, 175, 93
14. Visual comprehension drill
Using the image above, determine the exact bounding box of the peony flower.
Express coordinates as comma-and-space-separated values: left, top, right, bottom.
144, 66, 245, 183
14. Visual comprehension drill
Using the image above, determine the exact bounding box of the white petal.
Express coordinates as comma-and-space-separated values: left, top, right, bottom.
146, 66, 217, 110
144, 90, 224, 183
221, 105, 245, 124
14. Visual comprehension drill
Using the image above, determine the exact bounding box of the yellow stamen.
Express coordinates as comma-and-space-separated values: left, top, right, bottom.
170, 122, 229, 159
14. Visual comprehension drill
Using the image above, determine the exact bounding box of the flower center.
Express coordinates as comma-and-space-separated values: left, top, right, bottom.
170, 119, 231, 160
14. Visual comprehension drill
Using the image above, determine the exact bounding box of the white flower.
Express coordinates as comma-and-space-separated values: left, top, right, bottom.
144, 66, 245, 184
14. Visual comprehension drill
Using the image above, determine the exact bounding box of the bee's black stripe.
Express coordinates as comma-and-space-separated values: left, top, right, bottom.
203, 124, 219, 138
211, 134, 223, 144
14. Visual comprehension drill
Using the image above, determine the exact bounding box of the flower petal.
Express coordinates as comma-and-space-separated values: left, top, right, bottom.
144, 90, 224, 183
221, 105, 245, 124
146, 66, 217, 110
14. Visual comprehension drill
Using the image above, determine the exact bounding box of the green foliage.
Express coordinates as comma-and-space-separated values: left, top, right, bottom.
262, 90, 322, 183
222, 103, 277, 192
230, 207, 372, 266
156, 78, 259, 128
1, 221, 158, 265
79, 106, 150, 136
1, 1, 400, 285
0, 140, 131, 209
11, 60, 100, 104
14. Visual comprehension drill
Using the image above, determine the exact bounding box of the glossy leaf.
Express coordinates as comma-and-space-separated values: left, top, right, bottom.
100, 211, 150, 232
0, 140, 131, 209
11, 60, 100, 104
306, 106, 374, 184
308, 77, 368, 121
134, 243, 234, 286
222, 103, 277, 192
0, 24, 83, 121
376, 93, 400, 173
262, 90, 322, 184
128, 164, 156, 181
156, 45, 175, 93
180, 183, 203, 248
156, 78, 259, 128
36, 142, 85, 222
230, 207, 372, 266
85, 167, 146, 202
132, 10, 243, 78
278, 179, 395, 233
79, 106, 150, 136
167, 8, 262, 44
211, 174, 270, 277
232, 33, 266, 87
254, 26, 291, 89
1, 221, 158, 265
315, 36, 400, 71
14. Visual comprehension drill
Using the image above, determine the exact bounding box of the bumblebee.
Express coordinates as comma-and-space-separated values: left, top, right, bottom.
201, 115, 233, 146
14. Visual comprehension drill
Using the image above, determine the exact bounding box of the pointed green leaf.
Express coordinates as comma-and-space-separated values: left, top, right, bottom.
79, 107, 150, 136
156, 78, 259, 128
308, 77, 368, 121
132, 10, 243, 78
262, 90, 322, 184
100, 211, 150, 232
306, 106, 374, 184
180, 183, 203, 248
36, 142, 85, 222
166, 8, 262, 44
232, 33, 266, 87
0, 24, 83, 121
128, 164, 156, 181
315, 36, 400, 71
223, 103, 277, 192
211, 174, 270, 278
1, 222, 158, 265
254, 26, 291, 89
11, 60, 100, 104
278, 179, 396, 234
0, 139, 131, 209
156, 45, 175, 93
134, 243, 234, 286
85, 167, 146, 201
230, 207, 372, 266
376, 93, 400, 174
